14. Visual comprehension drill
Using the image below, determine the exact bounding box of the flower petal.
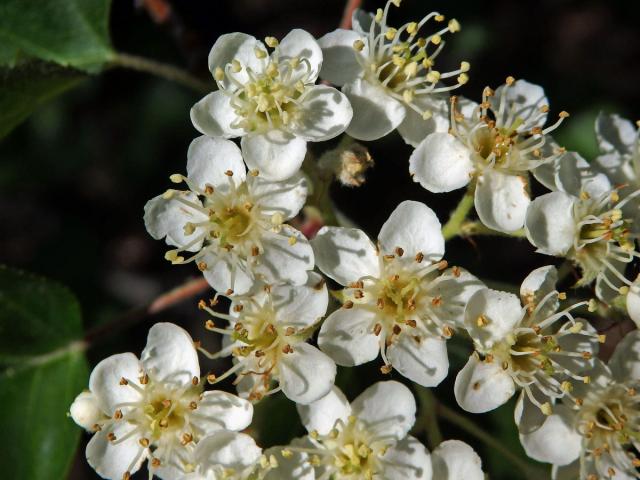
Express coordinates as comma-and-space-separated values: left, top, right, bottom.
297, 386, 352, 435
89, 353, 142, 415
519, 265, 559, 322
387, 334, 449, 387
312, 226, 380, 286
201, 253, 254, 295
272, 271, 328, 329
381, 435, 433, 480
140, 322, 199, 386
454, 354, 515, 413
186, 136, 246, 191
86, 423, 146, 479
70, 391, 105, 431
190, 91, 245, 139
397, 94, 450, 147
143, 192, 208, 251
525, 191, 577, 256
343, 78, 406, 141
278, 29, 323, 82
194, 431, 261, 470
608, 330, 640, 382
426, 267, 485, 329
248, 170, 308, 220
241, 132, 307, 181
519, 405, 581, 466
254, 227, 314, 286
464, 288, 524, 349
628, 285, 640, 330
318, 308, 380, 366
294, 85, 353, 141
280, 343, 337, 404
317, 28, 365, 86
409, 132, 474, 193
351, 380, 416, 440
491, 79, 548, 130
431, 440, 484, 480
263, 442, 315, 480
208, 32, 265, 86
514, 388, 548, 434
196, 391, 254, 433
595, 112, 637, 154
475, 170, 530, 233
378, 200, 444, 261
593, 151, 637, 187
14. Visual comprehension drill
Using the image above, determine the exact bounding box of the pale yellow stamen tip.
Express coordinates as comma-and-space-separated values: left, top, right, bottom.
541, 402, 553, 416
169, 173, 183, 183
264, 36, 279, 48
353, 39, 365, 51
458, 73, 469, 85
448, 19, 461, 33
430, 34, 442, 45
213, 67, 225, 81
460, 61, 471, 72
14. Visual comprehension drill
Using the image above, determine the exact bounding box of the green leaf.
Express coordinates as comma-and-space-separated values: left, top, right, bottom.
0, 62, 84, 140
0, 266, 89, 479
0, 0, 114, 72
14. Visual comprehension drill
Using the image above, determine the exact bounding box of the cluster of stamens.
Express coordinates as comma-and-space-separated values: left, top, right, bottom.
449, 77, 568, 174
214, 36, 314, 133
95, 372, 204, 479
354, 0, 469, 120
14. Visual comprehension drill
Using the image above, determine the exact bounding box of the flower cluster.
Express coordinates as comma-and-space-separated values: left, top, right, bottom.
70, 1, 640, 480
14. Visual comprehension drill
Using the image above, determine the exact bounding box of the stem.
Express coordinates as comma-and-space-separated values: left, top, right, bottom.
339, 0, 363, 29
413, 386, 443, 449
110, 52, 210, 93
442, 191, 475, 240
437, 403, 547, 479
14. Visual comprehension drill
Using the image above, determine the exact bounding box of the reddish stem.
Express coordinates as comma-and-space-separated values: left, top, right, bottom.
340, 0, 363, 29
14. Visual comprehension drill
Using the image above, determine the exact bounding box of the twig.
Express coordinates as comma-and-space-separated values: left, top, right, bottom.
339, 0, 362, 29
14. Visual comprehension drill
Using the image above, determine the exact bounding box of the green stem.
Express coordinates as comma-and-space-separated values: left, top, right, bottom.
413, 386, 443, 449
110, 52, 210, 93
442, 191, 475, 240
437, 403, 546, 479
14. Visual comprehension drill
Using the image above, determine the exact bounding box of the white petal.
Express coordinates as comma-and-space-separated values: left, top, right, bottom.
248, 171, 308, 220
378, 200, 444, 261
201, 253, 254, 295
519, 405, 581, 466
143, 193, 208, 251
190, 91, 244, 139
343, 78, 406, 141
534, 150, 611, 198
89, 353, 142, 415
271, 271, 328, 329
294, 85, 353, 141
194, 431, 261, 470
263, 443, 315, 480
241, 132, 307, 181
492, 79, 548, 129
186, 136, 246, 191
141, 322, 199, 386
208, 32, 265, 86
311, 226, 380, 286
318, 308, 380, 366
196, 391, 254, 433
351, 8, 375, 34
397, 95, 450, 147
297, 386, 351, 435
254, 227, 314, 286
86, 423, 145, 479
464, 288, 524, 349
426, 267, 485, 329
514, 388, 548, 434
454, 354, 515, 413
70, 391, 105, 431
608, 330, 640, 382
627, 284, 640, 330
593, 151, 637, 187
280, 343, 337, 404
519, 265, 559, 322
278, 29, 323, 82
431, 440, 484, 480
595, 112, 637, 154
381, 435, 433, 480
409, 133, 474, 193
317, 29, 365, 86
387, 334, 449, 387
351, 380, 416, 440
475, 170, 530, 233
525, 191, 577, 256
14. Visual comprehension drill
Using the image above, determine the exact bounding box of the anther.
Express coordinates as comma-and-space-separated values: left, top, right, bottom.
343, 300, 354, 309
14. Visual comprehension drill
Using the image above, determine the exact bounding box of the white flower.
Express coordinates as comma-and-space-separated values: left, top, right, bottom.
410, 78, 569, 232
292, 381, 484, 479
177, 431, 265, 480
311, 200, 484, 387
520, 330, 640, 479
525, 185, 640, 304
199, 272, 337, 404
317, 0, 468, 145
144, 136, 314, 295
69, 323, 254, 480
191, 29, 352, 181
454, 266, 600, 419
628, 277, 640, 329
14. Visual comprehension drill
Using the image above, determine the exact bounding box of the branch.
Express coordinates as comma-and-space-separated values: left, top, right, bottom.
339, 0, 362, 29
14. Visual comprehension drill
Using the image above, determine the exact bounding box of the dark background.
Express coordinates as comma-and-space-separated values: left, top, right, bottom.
1, 0, 638, 478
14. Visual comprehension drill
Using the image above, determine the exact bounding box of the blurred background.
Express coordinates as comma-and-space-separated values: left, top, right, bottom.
1, 0, 639, 478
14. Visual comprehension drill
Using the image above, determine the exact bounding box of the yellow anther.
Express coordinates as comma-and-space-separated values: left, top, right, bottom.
231, 59, 242, 73
448, 19, 461, 33
406, 22, 418, 35
559, 111, 570, 118
254, 48, 267, 59
430, 34, 442, 45
213, 67, 225, 81
435, 14, 445, 22
162, 189, 175, 200
264, 36, 279, 48
422, 110, 433, 120
402, 89, 414, 103
458, 73, 469, 85
404, 61, 418, 77
169, 173, 183, 183
288, 236, 297, 246
375, 8, 383, 23
506, 76, 515, 85
426, 70, 441, 83
391, 0, 401, 6
460, 61, 470, 72
353, 39, 365, 51
541, 402, 553, 415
